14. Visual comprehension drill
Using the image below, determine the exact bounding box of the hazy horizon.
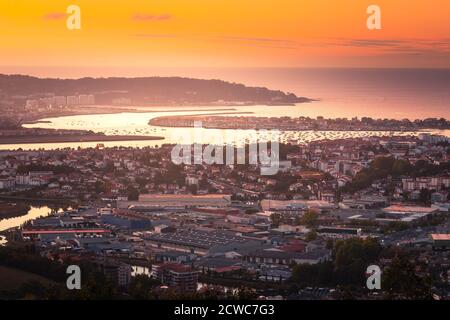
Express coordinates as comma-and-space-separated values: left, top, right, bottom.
2, 68, 448, 120
1, 66, 450, 80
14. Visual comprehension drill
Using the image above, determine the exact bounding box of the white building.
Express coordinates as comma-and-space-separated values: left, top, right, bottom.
78, 95, 91, 105
0, 177, 16, 189
87, 94, 95, 105
54, 96, 67, 106
16, 174, 30, 185
185, 176, 199, 186
66, 96, 79, 106
25, 99, 39, 109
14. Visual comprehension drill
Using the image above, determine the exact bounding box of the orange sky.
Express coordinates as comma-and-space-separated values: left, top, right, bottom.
0, 0, 449, 76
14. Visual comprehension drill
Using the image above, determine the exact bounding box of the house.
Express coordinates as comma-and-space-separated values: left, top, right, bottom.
259, 268, 292, 282
96, 260, 132, 287
155, 251, 196, 264
430, 234, 450, 251
317, 226, 362, 239
431, 191, 448, 203
195, 257, 242, 274
0, 177, 15, 189
244, 248, 331, 266
151, 263, 198, 292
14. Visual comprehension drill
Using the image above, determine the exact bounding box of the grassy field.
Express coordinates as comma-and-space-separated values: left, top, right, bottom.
0, 266, 56, 291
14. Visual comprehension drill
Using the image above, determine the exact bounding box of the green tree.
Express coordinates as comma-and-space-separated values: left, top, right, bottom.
419, 188, 431, 204
334, 238, 382, 285
301, 209, 319, 227
383, 256, 431, 299
305, 230, 317, 241
127, 186, 139, 201
128, 275, 160, 299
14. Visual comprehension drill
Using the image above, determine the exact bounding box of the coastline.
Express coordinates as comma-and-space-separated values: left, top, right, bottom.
19, 104, 300, 126
0, 135, 164, 145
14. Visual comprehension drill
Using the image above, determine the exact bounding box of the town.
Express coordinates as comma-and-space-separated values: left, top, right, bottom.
0, 132, 449, 300
149, 114, 450, 131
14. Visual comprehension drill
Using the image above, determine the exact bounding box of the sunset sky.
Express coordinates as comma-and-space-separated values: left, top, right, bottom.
0, 0, 449, 76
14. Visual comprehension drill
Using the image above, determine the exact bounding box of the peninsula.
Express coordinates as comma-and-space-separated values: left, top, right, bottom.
0, 74, 311, 108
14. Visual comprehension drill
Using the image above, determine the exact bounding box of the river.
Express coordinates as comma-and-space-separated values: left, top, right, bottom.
0, 206, 62, 245
0, 206, 54, 246
0, 206, 53, 232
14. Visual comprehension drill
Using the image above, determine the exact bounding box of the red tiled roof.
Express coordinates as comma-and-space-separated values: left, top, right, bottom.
431, 234, 450, 241
22, 229, 110, 235
214, 266, 242, 273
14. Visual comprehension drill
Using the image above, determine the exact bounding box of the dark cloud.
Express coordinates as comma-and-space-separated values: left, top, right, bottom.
131, 14, 172, 22
133, 34, 177, 39
43, 12, 66, 20
340, 39, 406, 47
322, 38, 450, 55
218, 36, 295, 44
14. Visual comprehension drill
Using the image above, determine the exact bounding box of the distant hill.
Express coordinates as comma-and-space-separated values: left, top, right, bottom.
0, 74, 311, 105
